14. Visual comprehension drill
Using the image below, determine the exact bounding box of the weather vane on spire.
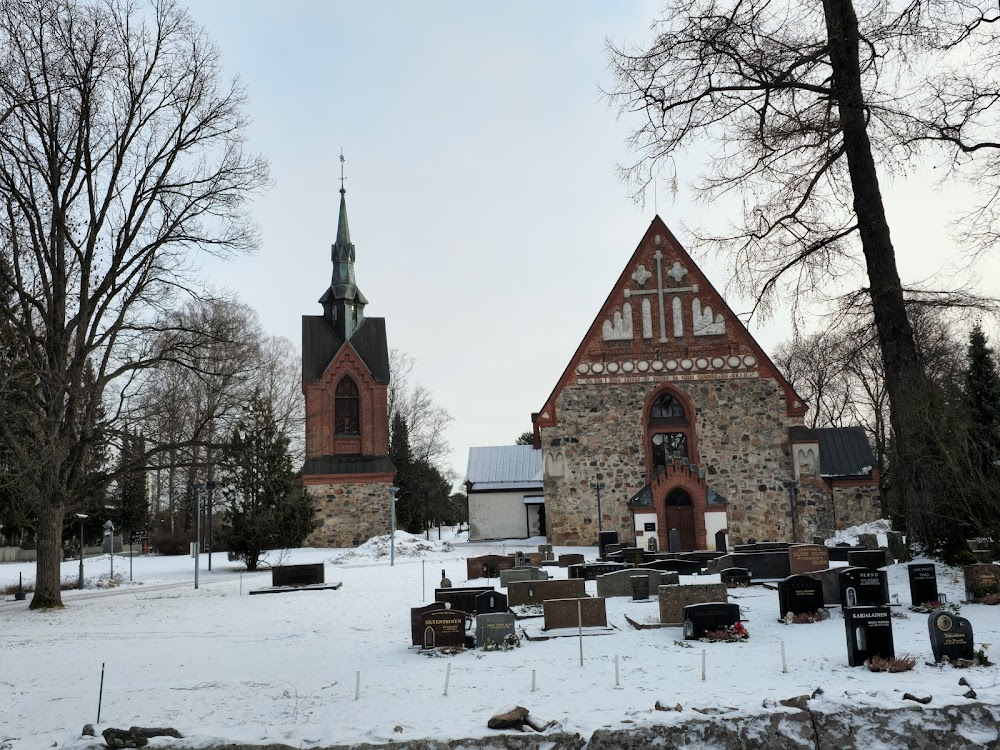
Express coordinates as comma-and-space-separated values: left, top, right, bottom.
339, 148, 346, 194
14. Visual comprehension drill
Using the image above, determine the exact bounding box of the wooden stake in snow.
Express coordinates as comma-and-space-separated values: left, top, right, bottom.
781, 640, 788, 673
614, 655, 620, 687
531, 669, 536, 692
97, 662, 105, 723
355, 671, 360, 700
422, 560, 425, 601
701, 650, 706, 681
239, 572, 243, 596
443, 663, 452, 696
578, 599, 584, 666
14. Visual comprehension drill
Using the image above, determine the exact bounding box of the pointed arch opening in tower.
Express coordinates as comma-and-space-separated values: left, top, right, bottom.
335, 376, 361, 436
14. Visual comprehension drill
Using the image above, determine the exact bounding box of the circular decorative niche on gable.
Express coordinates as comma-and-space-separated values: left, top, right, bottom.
695, 358, 709, 369
652, 360, 665, 371
577, 363, 589, 374
742, 355, 757, 367
622, 361, 634, 372
607, 362, 620, 373
680, 359, 693, 370
637, 360, 649, 372
665, 360, 678, 371
712, 357, 725, 369
727, 355, 741, 368
592, 362, 605, 374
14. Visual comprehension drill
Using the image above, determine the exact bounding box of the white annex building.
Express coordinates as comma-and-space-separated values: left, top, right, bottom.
465, 445, 545, 540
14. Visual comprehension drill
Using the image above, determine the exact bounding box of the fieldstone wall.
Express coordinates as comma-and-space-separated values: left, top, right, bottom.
832, 483, 882, 530
305, 479, 392, 548
541, 375, 802, 546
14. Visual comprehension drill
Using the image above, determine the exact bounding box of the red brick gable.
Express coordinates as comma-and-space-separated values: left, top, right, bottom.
535, 216, 805, 429
304, 339, 389, 461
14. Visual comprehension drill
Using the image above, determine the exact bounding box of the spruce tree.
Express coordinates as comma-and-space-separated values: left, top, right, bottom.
966, 324, 1000, 474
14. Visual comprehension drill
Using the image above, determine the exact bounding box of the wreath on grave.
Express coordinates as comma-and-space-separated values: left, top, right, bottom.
701, 622, 748, 643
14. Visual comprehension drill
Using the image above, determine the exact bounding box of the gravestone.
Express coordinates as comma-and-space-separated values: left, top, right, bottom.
543, 597, 608, 630
631, 576, 650, 601
963, 564, 1000, 602
605, 543, 623, 558
857, 533, 879, 550
843, 606, 895, 667
827, 544, 863, 563
439, 569, 452, 588
410, 602, 447, 646
620, 547, 645, 566
499, 567, 549, 588
558, 554, 585, 568
788, 544, 830, 575
538, 544, 553, 554
778, 575, 825, 618
466, 555, 516, 580
719, 567, 751, 588
436, 586, 493, 614
973, 549, 995, 565
475, 590, 509, 615
907, 563, 939, 607
812, 568, 845, 606
659, 582, 729, 625
639, 559, 702, 576
568, 562, 626, 580
847, 549, 891, 570
507, 578, 586, 606
886, 531, 906, 562
739, 551, 791, 580
598, 531, 619, 561
682, 602, 741, 639
271, 564, 324, 588
715, 530, 727, 553
513, 552, 528, 568
668, 528, 682, 553
476, 612, 517, 648
839, 568, 889, 608
596, 569, 663, 598
928, 611, 975, 663
420, 608, 467, 649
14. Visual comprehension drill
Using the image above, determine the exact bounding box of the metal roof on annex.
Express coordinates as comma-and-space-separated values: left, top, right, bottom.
789, 425, 876, 477
466, 445, 543, 492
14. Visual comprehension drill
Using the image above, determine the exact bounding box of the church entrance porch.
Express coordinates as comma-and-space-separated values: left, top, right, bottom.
664, 489, 697, 551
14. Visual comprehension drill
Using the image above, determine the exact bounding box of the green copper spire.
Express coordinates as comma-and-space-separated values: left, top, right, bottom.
320, 152, 367, 339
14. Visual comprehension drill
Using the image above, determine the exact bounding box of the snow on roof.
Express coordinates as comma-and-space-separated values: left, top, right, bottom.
466, 445, 543, 491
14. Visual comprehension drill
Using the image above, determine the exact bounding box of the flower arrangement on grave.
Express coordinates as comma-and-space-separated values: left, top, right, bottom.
782, 610, 829, 625
866, 654, 917, 673
909, 600, 961, 615
979, 593, 1000, 606
482, 633, 521, 652
701, 621, 748, 643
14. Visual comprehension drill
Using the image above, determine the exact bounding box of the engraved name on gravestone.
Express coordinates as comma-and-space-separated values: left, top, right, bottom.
476, 612, 517, 648
475, 590, 509, 615
682, 602, 741, 640
719, 567, 751, 588
963, 564, 1000, 602
420, 608, 467, 649
839, 568, 889, 608
777, 575, 825, 619
907, 563, 939, 607
543, 597, 608, 630
410, 602, 446, 646
844, 606, 894, 667
928, 611, 975, 663
788, 544, 830, 575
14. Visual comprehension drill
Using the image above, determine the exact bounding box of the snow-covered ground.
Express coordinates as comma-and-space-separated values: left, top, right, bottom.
2, 526, 998, 750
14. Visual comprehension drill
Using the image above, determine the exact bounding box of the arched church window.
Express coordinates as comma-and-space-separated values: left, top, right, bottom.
647, 387, 693, 473
651, 432, 688, 467
649, 392, 685, 421
335, 377, 360, 435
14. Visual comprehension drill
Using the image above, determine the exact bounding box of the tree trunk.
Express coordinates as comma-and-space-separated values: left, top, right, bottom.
822, 0, 946, 547
30, 496, 66, 609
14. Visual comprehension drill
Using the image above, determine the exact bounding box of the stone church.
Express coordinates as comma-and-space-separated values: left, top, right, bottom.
300, 185, 394, 547
532, 216, 880, 550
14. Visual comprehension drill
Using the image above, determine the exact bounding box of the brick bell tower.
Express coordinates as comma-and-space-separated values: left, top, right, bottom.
301, 161, 394, 547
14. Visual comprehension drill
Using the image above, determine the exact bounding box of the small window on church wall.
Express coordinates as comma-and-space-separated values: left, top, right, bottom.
650, 393, 685, 421
335, 377, 360, 435
651, 432, 688, 467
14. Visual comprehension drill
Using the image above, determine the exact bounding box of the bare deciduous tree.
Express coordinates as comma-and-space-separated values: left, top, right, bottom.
388, 349, 453, 469
0, 0, 268, 608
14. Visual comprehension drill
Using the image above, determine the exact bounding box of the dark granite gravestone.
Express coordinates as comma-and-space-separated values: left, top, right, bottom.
963, 564, 1000, 602
719, 567, 751, 588
827, 544, 863, 563
812, 568, 845, 606
476, 612, 517, 648
715, 530, 727, 553
839, 568, 889, 608
605, 543, 623, 558
682, 602, 741, 639
844, 606, 894, 667
637, 559, 702, 575
596, 569, 664, 598
567, 562, 627, 580
973, 549, 995, 564
507, 578, 587, 606
621, 547, 645, 565
847, 549, 891, 570
886, 531, 906, 562
543, 597, 608, 630
738, 551, 791, 580
659, 583, 729, 625
466, 555, 516, 580
668, 528, 682, 553
475, 590, 509, 615
857, 533, 879, 550
410, 602, 447, 646
928, 611, 975, 663
778, 575, 825, 618
558, 554, 585, 567
271, 564, 324, 587
499, 567, 549, 587
420, 608, 467, 649
631, 575, 650, 601
788, 544, 830, 575
435, 586, 493, 614
598, 531, 619, 561
908, 563, 939, 607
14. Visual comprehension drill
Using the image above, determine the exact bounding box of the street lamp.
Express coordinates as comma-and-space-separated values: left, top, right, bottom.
76, 513, 88, 589
102, 520, 115, 579
193, 482, 204, 589
591, 481, 605, 535
388, 486, 400, 567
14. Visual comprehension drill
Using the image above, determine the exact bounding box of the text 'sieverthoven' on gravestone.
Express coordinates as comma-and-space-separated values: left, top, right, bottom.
844, 606, 894, 667
928, 611, 975, 663
908, 563, 939, 607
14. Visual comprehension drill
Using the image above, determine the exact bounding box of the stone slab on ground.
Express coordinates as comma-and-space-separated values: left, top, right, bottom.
248, 582, 342, 595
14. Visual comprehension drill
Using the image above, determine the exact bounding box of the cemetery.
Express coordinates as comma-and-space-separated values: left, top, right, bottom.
4, 525, 1000, 749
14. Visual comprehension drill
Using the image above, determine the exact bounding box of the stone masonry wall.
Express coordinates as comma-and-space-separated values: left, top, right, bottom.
541, 374, 801, 546
305, 479, 392, 548
832, 483, 882, 531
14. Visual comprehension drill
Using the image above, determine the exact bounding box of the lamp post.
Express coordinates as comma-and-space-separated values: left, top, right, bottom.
76, 513, 88, 589
591, 481, 605, 535
194, 482, 204, 589
102, 520, 115, 579
389, 486, 400, 567
206, 481, 216, 571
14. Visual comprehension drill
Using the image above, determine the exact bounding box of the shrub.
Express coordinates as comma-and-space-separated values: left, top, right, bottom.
150, 530, 194, 556
867, 654, 917, 672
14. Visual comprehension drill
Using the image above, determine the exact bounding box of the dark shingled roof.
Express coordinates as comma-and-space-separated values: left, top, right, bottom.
302, 455, 395, 476
790, 425, 875, 477
301, 315, 389, 384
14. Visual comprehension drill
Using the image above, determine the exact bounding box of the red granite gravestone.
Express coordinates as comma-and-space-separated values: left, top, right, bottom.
788, 544, 829, 575
543, 597, 608, 630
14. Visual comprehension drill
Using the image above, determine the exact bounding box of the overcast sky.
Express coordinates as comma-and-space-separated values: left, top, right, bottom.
183, 1, 997, 485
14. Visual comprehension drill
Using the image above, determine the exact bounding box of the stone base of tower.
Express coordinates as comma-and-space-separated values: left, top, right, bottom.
304, 473, 395, 548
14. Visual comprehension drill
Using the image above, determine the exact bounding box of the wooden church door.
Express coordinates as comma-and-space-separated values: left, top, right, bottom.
665, 489, 696, 551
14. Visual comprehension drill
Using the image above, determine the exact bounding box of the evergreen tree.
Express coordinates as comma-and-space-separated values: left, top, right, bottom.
390, 413, 420, 533
515, 432, 534, 446
220, 394, 312, 570
115, 429, 149, 540
966, 324, 1000, 475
